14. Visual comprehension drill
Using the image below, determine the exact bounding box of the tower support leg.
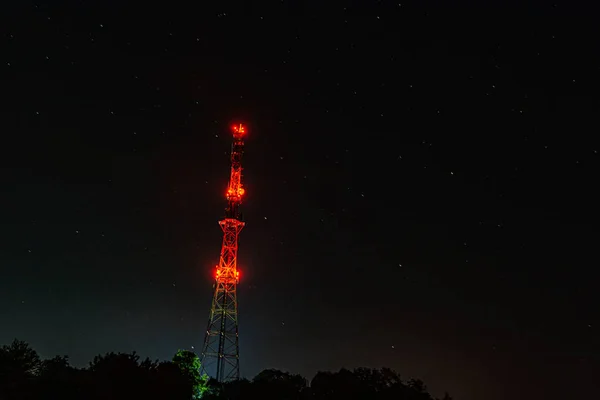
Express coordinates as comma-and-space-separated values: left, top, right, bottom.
200, 279, 240, 381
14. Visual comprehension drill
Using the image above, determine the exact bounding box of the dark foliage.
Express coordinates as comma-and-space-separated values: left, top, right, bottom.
0, 340, 451, 400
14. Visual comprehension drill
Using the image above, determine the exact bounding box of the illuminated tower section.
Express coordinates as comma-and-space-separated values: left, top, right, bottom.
200, 123, 246, 382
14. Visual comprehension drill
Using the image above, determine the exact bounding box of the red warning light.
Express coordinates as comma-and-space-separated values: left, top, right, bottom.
232, 123, 246, 136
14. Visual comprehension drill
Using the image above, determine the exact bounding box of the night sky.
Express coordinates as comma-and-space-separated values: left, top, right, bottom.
1, 1, 599, 399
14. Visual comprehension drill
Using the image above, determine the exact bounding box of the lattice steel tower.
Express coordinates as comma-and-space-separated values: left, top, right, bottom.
200, 123, 247, 382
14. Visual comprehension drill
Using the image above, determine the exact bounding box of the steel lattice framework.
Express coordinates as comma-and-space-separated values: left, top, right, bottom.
200, 123, 247, 382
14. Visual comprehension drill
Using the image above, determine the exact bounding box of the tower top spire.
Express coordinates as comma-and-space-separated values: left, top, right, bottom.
232, 123, 246, 137
225, 123, 246, 219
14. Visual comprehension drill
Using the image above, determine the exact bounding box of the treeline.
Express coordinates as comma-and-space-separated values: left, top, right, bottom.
0, 339, 453, 400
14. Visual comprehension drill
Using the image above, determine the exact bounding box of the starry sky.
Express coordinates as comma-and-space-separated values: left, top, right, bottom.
1, 1, 599, 400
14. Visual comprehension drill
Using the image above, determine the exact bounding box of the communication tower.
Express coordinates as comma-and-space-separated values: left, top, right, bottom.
200, 123, 247, 382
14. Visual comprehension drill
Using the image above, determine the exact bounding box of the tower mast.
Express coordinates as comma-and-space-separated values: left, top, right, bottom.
200, 123, 247, 382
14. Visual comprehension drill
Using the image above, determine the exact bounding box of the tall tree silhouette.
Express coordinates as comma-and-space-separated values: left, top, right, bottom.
0, 339, 41, 400
172, 349, 209, 399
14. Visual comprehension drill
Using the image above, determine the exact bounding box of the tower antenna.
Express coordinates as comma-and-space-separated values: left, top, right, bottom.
200, 123, 247, 382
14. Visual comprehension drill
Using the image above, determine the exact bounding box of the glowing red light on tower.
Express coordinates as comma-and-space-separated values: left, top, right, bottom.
232, 123, 246, 136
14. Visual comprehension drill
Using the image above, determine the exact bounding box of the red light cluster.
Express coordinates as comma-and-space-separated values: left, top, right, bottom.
232, 124, 246, 135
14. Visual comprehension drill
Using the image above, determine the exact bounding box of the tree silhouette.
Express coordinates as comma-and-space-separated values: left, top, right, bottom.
37, 356, 85, 400
204, 377, 254, 400
312, 369, 358, 400
0, 339, 41, 400
0, 339, 40, 376
87, 352, 143, 399
152, 361, 193, 400
39, 355, 71, 378
406, 377, 433, 400
252, 368, 307, 400
172, 349, 209, 399
0, 339, 452, 400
